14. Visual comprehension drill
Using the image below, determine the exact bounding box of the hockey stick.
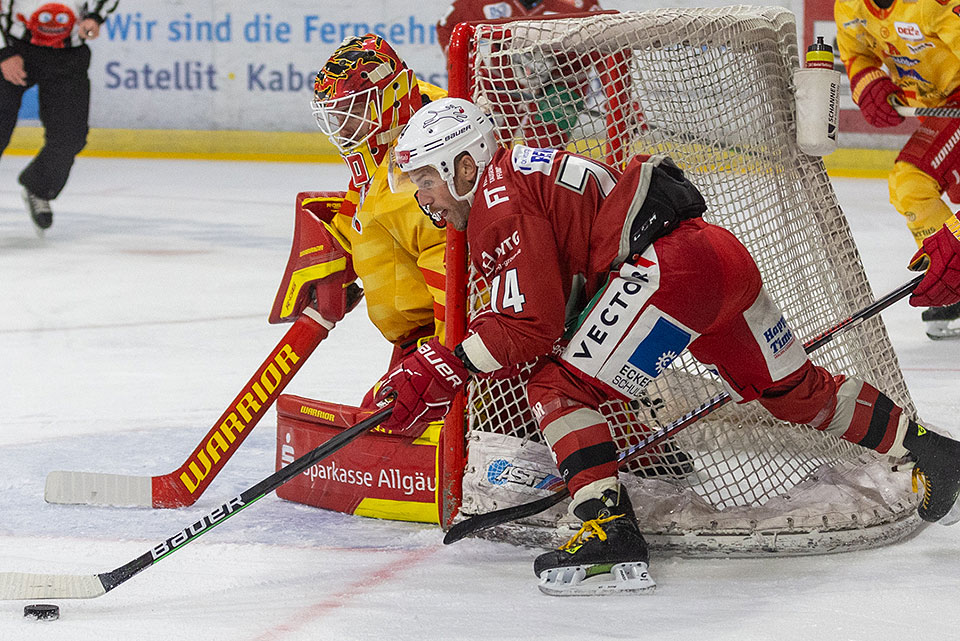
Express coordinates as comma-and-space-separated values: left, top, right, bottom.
45, 309, 331, 509
892, 103, 960, 119
0, 406, 392, 600
443, 275, 924, 544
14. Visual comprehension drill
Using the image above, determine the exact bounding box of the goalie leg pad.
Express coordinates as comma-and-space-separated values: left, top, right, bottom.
538, 561, 656, 597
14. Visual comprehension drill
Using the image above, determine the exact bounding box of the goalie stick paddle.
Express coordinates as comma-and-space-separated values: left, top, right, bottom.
44, 310, 330, 509
443, 274, 924, 544
0, 406, 392, 600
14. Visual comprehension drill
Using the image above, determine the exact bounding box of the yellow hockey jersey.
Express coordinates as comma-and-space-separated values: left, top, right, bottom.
329, 81, 448, 345
836, 0, 960, 106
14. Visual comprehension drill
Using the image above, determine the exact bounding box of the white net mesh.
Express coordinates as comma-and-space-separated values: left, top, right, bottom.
449, 7, 921, 555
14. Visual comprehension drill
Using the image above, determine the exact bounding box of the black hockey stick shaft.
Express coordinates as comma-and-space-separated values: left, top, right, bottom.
443, 275, 923, 544
97, 407, 392, 594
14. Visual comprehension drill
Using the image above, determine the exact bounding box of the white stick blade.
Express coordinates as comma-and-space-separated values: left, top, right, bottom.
45, 471, 153, 507
0, 573, 106, 599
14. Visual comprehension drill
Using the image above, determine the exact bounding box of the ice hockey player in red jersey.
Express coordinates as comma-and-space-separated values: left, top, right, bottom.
436, 0, 603, 54
437, 0, 606, 151
380, 97, 960, 595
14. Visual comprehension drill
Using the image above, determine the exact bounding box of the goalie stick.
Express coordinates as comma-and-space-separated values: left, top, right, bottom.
0, 407, 392, 600
45, 309, 330, 509
443, 274, 924, 544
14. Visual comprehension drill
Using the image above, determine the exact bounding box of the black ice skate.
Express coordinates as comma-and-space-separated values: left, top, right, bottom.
534, 486, 655, 596
903, 420, 960, 524
921, 301, 960, 340
22, 188, 52, 233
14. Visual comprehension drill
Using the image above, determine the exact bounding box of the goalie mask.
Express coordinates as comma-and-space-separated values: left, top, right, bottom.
389, 98, 497, 208
313, 35, 421, 186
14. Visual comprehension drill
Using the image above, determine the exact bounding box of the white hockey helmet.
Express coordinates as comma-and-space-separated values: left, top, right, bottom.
389, 97, 496, 205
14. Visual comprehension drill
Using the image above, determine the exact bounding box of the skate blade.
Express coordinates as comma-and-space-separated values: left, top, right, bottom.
925, 321, 960, 340
938, 498, 960, 526
538, 562, 656, 596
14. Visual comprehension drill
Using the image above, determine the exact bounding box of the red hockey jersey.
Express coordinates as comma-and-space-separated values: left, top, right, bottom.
436, 0, 603, 52
459, 145, 643, 371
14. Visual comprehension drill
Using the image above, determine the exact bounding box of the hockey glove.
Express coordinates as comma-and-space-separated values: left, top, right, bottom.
269, 192, 358, 324
852, 69, 904, 128
909, 213, 960, 307
376, 338, 469, 437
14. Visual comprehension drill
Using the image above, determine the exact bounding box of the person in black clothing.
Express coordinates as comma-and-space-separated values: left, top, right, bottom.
0, 1, 118, 233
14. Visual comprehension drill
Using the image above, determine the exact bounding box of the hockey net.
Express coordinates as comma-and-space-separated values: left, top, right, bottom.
441, 6, 922, 556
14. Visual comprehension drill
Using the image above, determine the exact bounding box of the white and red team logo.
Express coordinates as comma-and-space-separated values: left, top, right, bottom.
423, 104, 468, 126
894, 22, 924, 41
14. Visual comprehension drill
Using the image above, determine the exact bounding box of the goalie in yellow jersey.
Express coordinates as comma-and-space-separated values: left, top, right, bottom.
836, 0, 960, 339
269, 34, 448, 404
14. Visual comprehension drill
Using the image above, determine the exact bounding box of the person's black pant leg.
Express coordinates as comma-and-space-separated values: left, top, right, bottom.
19, 45, 90, 200
0, 73, 29, 159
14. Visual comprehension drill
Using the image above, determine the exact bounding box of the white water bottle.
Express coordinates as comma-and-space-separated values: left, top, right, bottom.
794, 36, 841, 156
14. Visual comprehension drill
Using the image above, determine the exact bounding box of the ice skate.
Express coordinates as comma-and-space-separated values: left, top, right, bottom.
22, 188, 52, 234
921, 302, 960, 340
534, 486, 655, 596
903, 421, 960, 524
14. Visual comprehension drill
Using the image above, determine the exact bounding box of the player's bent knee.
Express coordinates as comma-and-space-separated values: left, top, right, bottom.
756, 362, 841, 425
889, 162, 954, 245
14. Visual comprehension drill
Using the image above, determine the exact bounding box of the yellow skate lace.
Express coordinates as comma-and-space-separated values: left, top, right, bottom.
559, 514, 621, 552
912, 467, 932, 510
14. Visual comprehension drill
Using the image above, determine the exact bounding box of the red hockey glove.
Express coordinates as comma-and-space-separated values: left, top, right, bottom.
909, 213, 960, 307
376, 338, 469, 437
852, 69, 904, 128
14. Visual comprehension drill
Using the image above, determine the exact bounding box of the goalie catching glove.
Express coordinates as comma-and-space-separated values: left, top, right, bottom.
910, 212, 960, 308
376, 338, 470, 437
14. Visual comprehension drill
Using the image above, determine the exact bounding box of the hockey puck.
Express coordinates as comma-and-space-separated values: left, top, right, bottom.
23, 604, 59, 620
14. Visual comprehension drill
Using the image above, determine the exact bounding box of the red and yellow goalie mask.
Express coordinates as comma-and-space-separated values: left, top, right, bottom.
312, 35, 421, 187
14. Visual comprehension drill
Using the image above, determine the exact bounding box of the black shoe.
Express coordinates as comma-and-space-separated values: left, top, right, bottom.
921, 302, 960, 340
903, 420, 960, 523
534, 486, 655, 595
22, 188, 52, 232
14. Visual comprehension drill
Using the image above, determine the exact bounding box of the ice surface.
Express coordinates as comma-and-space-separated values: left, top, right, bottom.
1, 156, 958, 640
